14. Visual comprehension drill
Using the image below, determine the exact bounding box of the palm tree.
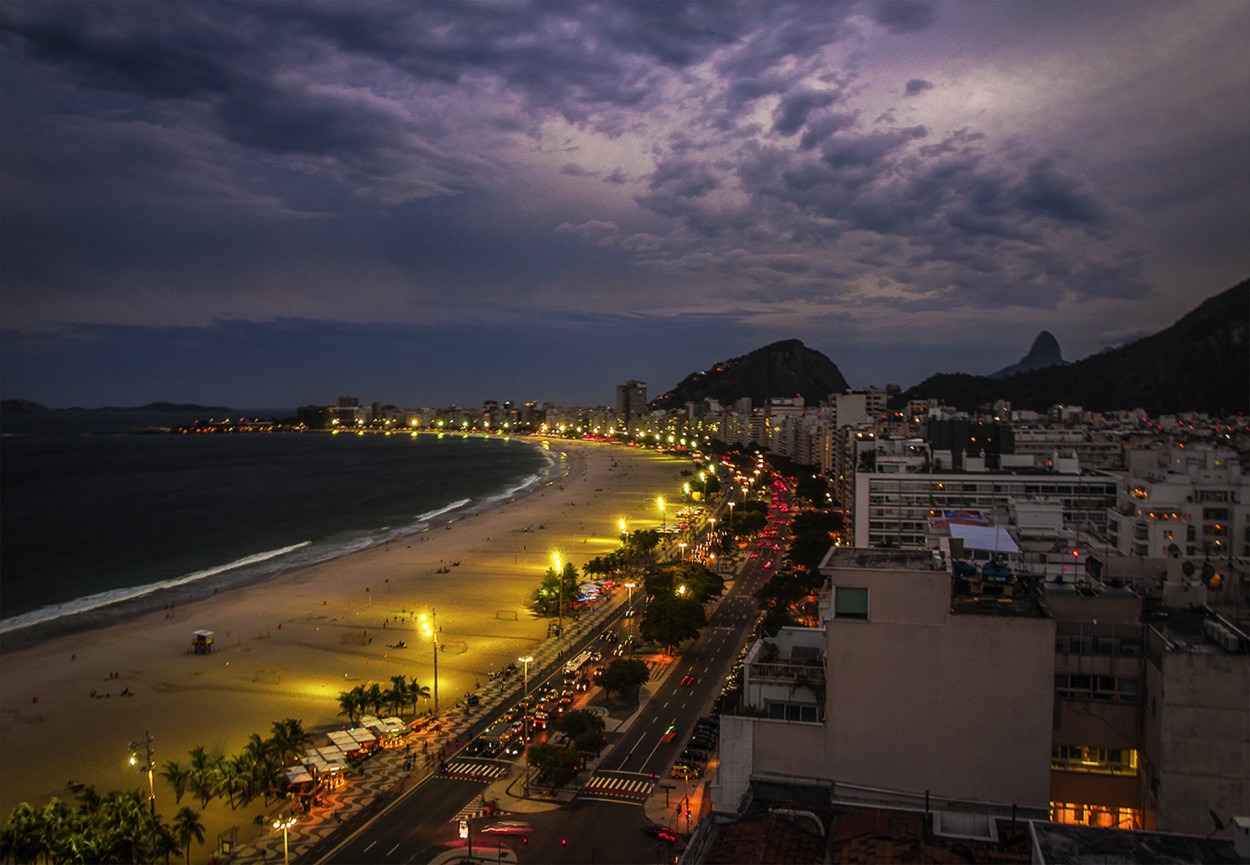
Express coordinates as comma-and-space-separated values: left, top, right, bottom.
71, 785, 103, 821
337, 686, 365, 725
150, 822, 181, 865
215, 756, 247, 810
40, 798, 72, 862
242, 732, 275, 786
1, 801, 44, 865
408, 680, 430, 716
158, 760, 191, 805
100, 790, 147, 864
270, 718, 310, 768
171, 808, 204, 865
365, 682, 385, 717
388, 675, 408, 715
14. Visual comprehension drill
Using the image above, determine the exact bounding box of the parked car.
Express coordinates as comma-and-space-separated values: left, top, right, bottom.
672, 762, 702, 779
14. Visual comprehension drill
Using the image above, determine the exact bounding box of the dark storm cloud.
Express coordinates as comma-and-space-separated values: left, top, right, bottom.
871, 1, 939, 34
0, 0, 1246, 405
1018, 158, 1107, 226
904, 78, 934, 97
772, 87, 843, 136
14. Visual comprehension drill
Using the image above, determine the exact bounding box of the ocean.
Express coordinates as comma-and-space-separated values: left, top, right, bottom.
0, 412, 555, 643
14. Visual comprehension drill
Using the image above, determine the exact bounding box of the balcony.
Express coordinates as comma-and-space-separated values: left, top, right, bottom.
746, 660, 826, 685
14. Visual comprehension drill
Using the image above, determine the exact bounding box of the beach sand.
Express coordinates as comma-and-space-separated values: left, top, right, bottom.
0, 438, 690, 855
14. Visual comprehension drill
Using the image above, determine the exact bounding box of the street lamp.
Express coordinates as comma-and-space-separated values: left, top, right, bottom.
728, 500, 735, 532
272, 815, 297, 865
519, 655, 534, 797
128, 731, 156, 815
618, 518, 627, 539
678, 541, 687, 560
553, 553, 563, 636
420, 609, 440, 716
658, 497, 666, 532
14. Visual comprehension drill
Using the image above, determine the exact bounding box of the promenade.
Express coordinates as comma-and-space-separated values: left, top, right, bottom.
226, 534, 737, 865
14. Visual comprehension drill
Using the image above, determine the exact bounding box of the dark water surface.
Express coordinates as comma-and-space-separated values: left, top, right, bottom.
1, 416, 550, 636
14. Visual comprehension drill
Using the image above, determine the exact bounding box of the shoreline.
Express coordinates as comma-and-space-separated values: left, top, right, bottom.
0, 432, 564, 654
0, 439, 691, 855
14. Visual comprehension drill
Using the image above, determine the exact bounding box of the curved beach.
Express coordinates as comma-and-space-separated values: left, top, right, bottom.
0, 439, 689, 849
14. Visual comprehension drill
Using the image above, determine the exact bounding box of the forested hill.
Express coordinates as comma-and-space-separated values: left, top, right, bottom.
895, 280, 1249, 416
651, 339, 849, 410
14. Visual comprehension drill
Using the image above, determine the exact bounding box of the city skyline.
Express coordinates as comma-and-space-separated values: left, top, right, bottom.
1, 2, 1247, 409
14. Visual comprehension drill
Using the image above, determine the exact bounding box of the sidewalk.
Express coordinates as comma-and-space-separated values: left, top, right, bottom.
228, 550, 742, 864
223, 590, 631, 864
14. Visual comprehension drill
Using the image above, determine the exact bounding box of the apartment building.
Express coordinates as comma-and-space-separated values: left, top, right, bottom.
1107, 442, 1248, 559
713, 548, 1057, 816
711, 546, 1249, 839
852, 465, 1118, 549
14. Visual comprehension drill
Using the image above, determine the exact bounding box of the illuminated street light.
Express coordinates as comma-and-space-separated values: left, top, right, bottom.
553, 552, 564, 636
519, 655, 535, 797
619, 518, 627, 538
272, 815, 297, 865
678, 541, 687, 560
658, 497, 666, 532
420, 610, 440, 716
728, 501, 735, 532
127, 731, 156, 815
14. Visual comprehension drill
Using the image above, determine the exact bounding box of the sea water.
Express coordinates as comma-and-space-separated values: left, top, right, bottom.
0, 416, 553, 640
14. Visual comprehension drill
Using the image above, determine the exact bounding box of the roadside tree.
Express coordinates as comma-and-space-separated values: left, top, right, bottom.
526, 743, 581, 790
595, 658, 650, 701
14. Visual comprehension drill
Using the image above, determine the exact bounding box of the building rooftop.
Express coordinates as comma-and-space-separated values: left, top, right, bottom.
822, 547, 936, 571
1030, 820, 1243, 864
699, 797, 1034, 865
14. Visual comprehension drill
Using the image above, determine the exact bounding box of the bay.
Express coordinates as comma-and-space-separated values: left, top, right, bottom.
0, 420, 551, 638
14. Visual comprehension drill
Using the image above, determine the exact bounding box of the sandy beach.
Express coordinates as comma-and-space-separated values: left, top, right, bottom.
0, 438, 690, 854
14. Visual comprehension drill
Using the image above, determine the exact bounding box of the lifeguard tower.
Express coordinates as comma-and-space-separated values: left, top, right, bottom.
191, 629, 215, 654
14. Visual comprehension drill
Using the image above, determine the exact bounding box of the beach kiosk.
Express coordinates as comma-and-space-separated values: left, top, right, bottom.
191, 630, 215, 654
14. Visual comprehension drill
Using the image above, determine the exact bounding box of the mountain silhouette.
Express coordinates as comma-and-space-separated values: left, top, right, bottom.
992, 331, 1066, 378
651, 339, 849, 410
897, 279, 1248, 415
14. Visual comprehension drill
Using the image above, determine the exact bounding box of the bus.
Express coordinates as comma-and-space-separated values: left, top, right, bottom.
563, 650, 594, 681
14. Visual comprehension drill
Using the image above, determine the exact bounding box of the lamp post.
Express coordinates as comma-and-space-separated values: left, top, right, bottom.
272, 815, 297, 865
420, 609, 440, 716
128, 731, 156, 815
728, 500, 735, 533
519, 655, 534, 797
678, 541, 687, 561
553, 553, 563, 636
658, 497, 666, 532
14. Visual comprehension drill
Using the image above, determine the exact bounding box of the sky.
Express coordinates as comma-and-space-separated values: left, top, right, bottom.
1, 1, 1247, 410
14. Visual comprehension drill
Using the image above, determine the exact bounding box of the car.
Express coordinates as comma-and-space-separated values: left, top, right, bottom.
763, 561, 773, 569
672, 762, 702, 779
679, 749, 708, 764
680, 674, 696, 687
645, 825, 678, 844
481, 820, 533, 835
